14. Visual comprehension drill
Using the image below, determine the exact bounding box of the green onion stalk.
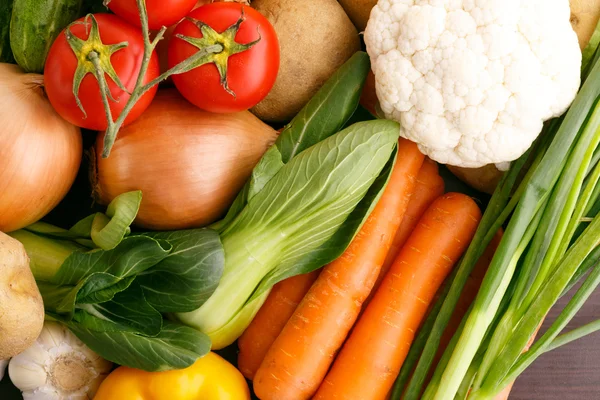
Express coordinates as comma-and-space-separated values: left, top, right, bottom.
393, 21, 600, 400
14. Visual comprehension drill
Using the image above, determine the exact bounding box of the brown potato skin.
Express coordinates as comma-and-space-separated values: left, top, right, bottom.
570, 0, 600, 49
337, 0, 377, 32
0, 232, 44, 359
251, 0, 360, 122
447, 165, 503, 195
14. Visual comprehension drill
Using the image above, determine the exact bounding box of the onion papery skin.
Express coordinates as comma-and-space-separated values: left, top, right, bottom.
0, 64, 82, 232
93, 89, 278, 230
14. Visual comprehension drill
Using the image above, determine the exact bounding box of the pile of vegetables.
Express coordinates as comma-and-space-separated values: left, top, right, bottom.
1, 0, 600, 399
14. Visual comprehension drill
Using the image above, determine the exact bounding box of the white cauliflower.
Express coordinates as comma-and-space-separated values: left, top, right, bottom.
365, 0, 581, 168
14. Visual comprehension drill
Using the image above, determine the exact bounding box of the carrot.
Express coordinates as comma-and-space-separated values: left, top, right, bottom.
237, 270, 320, 380
371, 158, 444, 300
314, 193, 482, 400
392, 231, 501, 400
253, 139, 425, 400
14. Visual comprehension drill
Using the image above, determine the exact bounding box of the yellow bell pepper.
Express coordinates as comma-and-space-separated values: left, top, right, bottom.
94, 352, 250, 400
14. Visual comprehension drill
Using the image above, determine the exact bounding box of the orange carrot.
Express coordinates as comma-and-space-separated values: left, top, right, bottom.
373, 158, 444, 298
391, 229, 502, 400
253, 139, 425, 400
314, 193, 482, 400
237, 270, 320, 380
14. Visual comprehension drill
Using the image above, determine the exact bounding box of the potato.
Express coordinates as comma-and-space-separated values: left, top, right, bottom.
337, 0, 377, 32
570, 0, 600, 49
0, 232, 44, 359
251, 0, 360, 122
447, 165, 504, 195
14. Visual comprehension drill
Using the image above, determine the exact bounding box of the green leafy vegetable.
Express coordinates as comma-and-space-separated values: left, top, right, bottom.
275, 52, 371, 163
11, 192, 224, 371
91, 190, 142, 250
77, 282, 163, 336
138, 229, 225, 312
53, 236, 171, 286
252, 146, 396, 293
68, 320, 211, 372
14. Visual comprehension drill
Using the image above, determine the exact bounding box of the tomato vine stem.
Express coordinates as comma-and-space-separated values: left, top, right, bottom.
97, 0, 165, 157
88, 51, 115, 133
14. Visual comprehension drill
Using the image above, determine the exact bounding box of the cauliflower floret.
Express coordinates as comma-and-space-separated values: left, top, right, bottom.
365, 0, 581, 167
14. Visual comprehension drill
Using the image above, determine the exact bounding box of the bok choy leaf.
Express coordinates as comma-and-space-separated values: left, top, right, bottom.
213, 51, 371, 231
10, 192, 224, 371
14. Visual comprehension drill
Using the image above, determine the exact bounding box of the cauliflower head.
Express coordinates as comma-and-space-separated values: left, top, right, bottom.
365, 0, 581, 167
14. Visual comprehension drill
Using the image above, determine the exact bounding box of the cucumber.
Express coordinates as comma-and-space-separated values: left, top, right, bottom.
10, 0, 83, 73
0, 0, 14, 63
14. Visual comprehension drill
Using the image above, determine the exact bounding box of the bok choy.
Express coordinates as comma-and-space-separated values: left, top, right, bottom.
179, 119, 400, 349
9, 191, 223, 372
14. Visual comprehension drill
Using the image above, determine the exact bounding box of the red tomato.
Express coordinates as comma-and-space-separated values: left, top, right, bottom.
107, 0, 198, 30
44, 14, 159, 131
168, 3, 280, 113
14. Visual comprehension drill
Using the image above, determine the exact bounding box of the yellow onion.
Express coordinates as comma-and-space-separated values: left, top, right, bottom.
93, 89, 278, 230
0, 64, 82, 232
